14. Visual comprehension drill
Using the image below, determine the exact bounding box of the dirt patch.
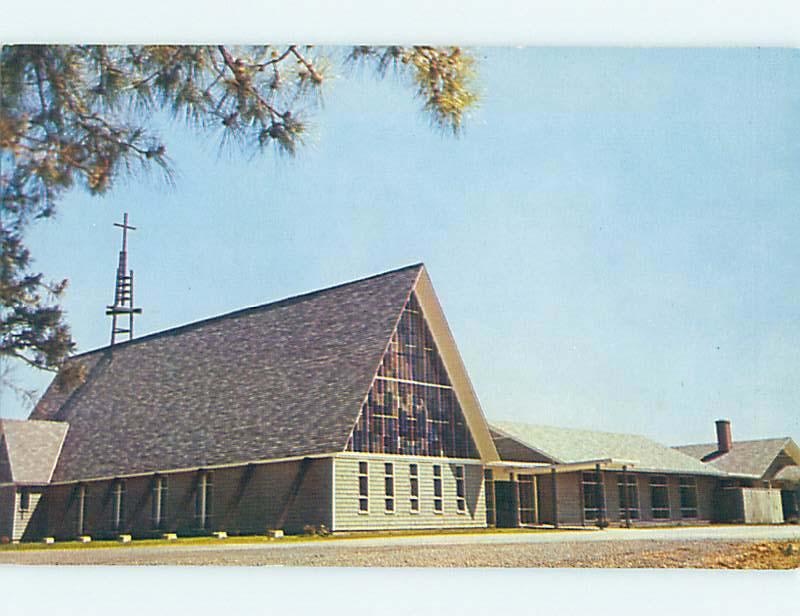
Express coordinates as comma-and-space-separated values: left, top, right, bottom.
703, 541, 800, 569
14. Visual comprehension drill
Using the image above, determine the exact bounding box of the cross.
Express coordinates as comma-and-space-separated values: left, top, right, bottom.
114, 213, 137, 253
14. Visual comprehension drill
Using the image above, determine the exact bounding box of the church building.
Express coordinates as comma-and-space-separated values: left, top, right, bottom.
1, 264, 795, 542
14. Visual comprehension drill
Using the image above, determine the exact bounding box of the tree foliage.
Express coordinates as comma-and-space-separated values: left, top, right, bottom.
0, 44, 478, 383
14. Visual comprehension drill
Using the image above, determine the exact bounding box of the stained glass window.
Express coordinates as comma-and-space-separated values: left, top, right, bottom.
346, 292, 479, 459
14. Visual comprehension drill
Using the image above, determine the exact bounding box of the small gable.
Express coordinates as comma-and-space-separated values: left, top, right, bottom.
0, 420, 69, 484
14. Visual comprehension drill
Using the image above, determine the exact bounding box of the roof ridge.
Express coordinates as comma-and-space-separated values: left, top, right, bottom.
67, 262, 425, 360
494, 421, 659, 440
675, 437, 792, 448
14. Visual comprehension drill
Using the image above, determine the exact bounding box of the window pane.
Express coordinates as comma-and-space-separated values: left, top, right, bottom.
345, 293, 479, 459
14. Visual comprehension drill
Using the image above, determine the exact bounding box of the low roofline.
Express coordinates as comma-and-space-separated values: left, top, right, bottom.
47, 451, 342, 486
489, 424, 562, 463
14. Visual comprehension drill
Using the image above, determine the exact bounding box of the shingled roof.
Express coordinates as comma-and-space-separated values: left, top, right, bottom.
0, 419, 69, 485
774, 465, 800, 483
32, 264, 424, 483
491, 422, 726, 476
674, 438, 800, 479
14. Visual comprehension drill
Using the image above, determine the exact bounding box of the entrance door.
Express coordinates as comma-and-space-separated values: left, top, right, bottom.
494, 480, 519, 528
781, 490, 798, 522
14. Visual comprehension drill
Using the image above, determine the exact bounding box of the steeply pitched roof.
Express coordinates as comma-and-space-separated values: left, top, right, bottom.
674, 438, 799, 478
0, 419, 69, 484
32, 264, 424, 482
491, 422, 726, 476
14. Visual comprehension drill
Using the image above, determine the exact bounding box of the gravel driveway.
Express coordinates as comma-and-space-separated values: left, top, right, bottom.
1, 526, 798, 567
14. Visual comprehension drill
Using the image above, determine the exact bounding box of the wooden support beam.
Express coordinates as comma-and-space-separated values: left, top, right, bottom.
275, 458, 312, 531
622, 465, 631, 528
596, 463, 606, 528
551, 466, 558, 528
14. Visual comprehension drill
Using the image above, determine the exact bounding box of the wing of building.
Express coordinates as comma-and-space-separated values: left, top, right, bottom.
486, 422, 728, 528
674, 420, 800, 523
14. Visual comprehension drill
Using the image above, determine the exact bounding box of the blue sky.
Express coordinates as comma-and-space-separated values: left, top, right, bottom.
3, 47, 799, 447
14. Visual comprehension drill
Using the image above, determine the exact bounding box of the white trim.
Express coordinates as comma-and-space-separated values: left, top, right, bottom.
412, 269, 500, 463
373, 375, 453, 390
330, 457, 336, 532
45, 424, 70, 483
334, 451, 483, 465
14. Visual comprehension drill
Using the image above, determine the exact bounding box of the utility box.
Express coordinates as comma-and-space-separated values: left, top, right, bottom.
715, 487, 784, 524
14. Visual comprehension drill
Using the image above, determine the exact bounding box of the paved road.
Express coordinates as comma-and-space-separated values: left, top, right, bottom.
1, 525, 798, 566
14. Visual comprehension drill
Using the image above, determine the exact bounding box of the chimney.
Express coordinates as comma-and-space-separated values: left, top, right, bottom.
715, 419, 732, 453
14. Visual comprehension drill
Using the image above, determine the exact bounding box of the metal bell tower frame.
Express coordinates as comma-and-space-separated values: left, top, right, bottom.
106, 213, 142, 345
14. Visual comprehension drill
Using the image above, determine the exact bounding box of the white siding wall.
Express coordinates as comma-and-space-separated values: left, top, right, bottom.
333, 454, 486, 531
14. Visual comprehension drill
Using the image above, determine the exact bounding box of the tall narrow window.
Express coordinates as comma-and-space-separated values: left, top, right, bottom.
409, 464, 419, 512
581, 472, 601, 521
679, 477, 698, 518
433, 464, 443, 513
19, 488, 30, 512
111, 479, 126, 531
518, 475, 535, 524
455, 465, 466, 513
151, 475, 168, 529
484, 469, 495, 526
649, 475, 670, 519
195, 471, 214, 529
617, 475, 639, 520
358, 462, 369, 513
384, 463, 395, 513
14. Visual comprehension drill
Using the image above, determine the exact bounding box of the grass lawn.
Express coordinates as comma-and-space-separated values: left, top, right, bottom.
0, 525, 564, 552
